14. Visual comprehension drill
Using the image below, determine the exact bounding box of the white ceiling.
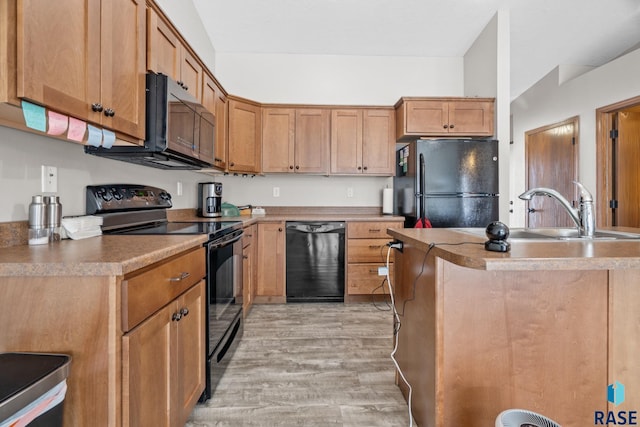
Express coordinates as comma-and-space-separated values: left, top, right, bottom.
193, 0, 640, 100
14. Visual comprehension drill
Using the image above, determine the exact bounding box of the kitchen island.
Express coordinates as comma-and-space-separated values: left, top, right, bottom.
386, 227, 640, 427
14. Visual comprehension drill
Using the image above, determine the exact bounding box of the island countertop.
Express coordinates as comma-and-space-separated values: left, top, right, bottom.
386, 227, 640, 271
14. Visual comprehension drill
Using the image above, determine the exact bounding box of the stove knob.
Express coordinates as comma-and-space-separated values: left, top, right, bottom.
112, 190, 124, 201
159, 192, 171, 201
101, 191, 113, 202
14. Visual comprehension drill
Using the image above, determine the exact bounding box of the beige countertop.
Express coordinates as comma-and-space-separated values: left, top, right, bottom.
387, 227, 640, 271
0, 212, 402, 277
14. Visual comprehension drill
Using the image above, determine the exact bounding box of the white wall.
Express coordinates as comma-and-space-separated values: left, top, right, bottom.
463, 10, 511, 224
510, 47, 640, 227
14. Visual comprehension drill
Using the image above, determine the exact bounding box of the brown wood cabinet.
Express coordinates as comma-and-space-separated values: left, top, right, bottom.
242, 224, 257, 315
395, 97, 494, 141
331, 108, 395, 175
12, 0, 146, 141
201, 73, 228, 168
0, 245, 206, 426
147, 7, 202, 100
346, 221, 400, 298
262, 107, 330, 174
255, 221, 286, 303
228, 97, 262, 174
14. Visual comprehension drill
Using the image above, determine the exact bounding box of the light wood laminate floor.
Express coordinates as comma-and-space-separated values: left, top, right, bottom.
187, 303, 411, 426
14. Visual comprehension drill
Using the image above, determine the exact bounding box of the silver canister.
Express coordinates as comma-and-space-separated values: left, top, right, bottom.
44, 195, 62, 242
28, 195, 49, 245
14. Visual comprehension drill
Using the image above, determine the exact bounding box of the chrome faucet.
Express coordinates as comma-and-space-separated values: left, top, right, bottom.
518, 181, 595, 238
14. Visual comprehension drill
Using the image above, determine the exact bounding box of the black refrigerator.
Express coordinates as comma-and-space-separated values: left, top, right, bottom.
393, 139, 499, 228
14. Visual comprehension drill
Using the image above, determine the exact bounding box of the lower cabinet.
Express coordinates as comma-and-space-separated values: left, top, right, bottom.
255, 221, 286, 303
123, 281, 205, 427
242, 224, 257, 314
346, 221, 402, 299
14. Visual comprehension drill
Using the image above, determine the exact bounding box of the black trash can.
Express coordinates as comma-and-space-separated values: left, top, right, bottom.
0, 353, 71, 427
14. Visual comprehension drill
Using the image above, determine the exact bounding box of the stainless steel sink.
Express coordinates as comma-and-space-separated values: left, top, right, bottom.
457, 227, 640, 241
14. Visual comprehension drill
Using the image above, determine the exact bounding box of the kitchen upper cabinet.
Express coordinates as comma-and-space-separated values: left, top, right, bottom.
262, 107, 330, 174
395, 97, 495, 141
201, 73, 228, 168
15, 0, 146, 141
228, 97, 262, 174
331, 108, 395, 175
147, 7, 202, 100
255, 222, 286, 303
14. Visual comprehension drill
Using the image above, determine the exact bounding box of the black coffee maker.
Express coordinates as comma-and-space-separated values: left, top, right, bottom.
197, 182, 222, 218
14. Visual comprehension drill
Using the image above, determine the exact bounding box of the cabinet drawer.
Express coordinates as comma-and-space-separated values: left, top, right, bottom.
122, 247, 205, 331
347, 239, 393, 263
347, 263, 394, 295
348, 221, 399, 239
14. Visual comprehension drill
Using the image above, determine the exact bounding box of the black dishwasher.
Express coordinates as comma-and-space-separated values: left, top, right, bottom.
286, 221, 346, 302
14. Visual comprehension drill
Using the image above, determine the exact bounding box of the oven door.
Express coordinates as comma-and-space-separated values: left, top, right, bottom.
203, 230, 243, 400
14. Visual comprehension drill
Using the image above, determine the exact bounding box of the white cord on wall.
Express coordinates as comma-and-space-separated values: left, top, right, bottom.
386, 244, 413, 427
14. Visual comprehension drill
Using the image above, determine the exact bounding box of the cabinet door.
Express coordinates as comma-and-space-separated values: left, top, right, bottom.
228, 99, 262, 173
175, 282, 206, 426
214, 86, 228, 170
295, 109, 330, 174
256, 222, 286, 300
146, 8, 181, 80
405, 100, 448, 135
123, 303, 173, 427
347, 263, 394, 295
180, 48, 202, 100
201, 74, 218, 165
330, 109, 363, 174
262, 108, 296, 173
362, 108, 395, 175
17, 0, 100, 121
447, 100, 494, 136
100, 0, 146, 139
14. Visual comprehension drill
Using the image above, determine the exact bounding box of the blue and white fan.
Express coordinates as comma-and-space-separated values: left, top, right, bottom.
495, 409, 562, 427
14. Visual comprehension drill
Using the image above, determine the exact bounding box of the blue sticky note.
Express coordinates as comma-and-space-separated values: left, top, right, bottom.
21, 100, 47, 132
87, 124, 103, 147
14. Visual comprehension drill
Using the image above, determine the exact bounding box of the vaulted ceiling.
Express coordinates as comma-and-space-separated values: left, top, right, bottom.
193, 0, 640, 100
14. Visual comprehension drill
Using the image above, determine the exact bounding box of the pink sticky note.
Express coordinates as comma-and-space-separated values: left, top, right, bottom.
67, 117, 86, 142
47, 111, 68, 136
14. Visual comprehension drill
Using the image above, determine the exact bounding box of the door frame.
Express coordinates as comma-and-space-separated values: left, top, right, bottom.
524, 116, 580, 227
596, 95, 640, 227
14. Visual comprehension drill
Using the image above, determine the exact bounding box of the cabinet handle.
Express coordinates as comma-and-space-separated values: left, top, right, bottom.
369, 229, 381, 233
278, 227, 283, 232
369, 269, 379, 274
289, 165, 294, 170
449, 124, 454, 129
369, 245, 381, 249
357, 166, 362, 170
180, 308, 189, 317
230, 162, 235, 167
363, 166, 368, 170
183, 85, 189, 91
443, 124, 449, 129
169, 272, 190, 282
91, 103, 103, 112
104, 108, 115, 117
172, 312, 182, 322
177, 80, 183, 87
295, 165, 299, 170
243, 255, 248, 259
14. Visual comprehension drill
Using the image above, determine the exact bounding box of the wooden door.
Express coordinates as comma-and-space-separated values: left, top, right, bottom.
262, 108, 296, 173
123, 302, 173, 427
200, 74, 218, 165
525, 118, 579, 228
256, 222, 285, 301
180, 48, 202, 100
101, 0, 146, 139
17, 0, 100, 121
214, 86, 228, 170
175, 282, 206, 426
295, 108, 330, 174
447, 100, 494, 136
228, 98, 262, 173
362, 108, 395, 175
147, 8, 181, 80
613, 111, 640, 226
405, 100, 447, 134
330, 109, 363, 174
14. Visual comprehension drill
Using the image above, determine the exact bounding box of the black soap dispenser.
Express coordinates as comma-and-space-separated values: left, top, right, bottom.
485, 221, 511, 252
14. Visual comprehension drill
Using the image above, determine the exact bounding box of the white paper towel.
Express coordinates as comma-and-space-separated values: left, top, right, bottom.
382, 188, 393, 214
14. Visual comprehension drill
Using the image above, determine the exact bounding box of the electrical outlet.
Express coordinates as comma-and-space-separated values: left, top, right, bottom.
347, 187, 354, 198
273, 187, 280, 197
176, 181, 183, 196
41, 165, 58, 193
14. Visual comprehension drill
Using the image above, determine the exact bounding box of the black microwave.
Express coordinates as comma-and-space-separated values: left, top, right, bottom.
85, 72, 214, 170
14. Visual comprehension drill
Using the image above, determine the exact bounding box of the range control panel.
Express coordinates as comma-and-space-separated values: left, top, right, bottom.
86, 184, 172, 214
